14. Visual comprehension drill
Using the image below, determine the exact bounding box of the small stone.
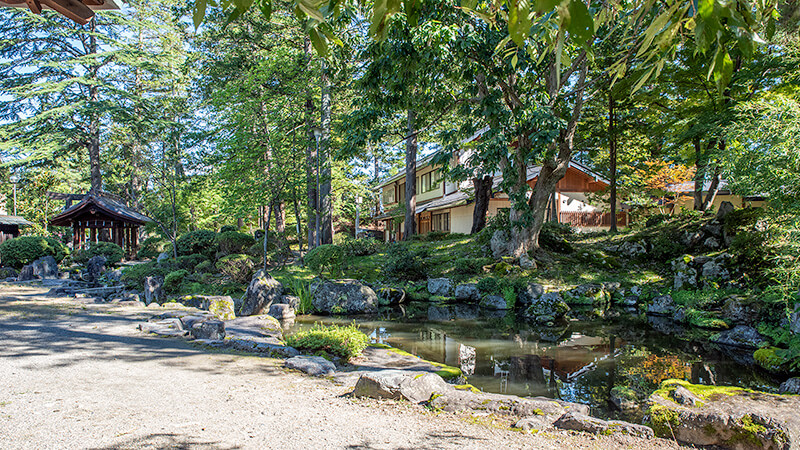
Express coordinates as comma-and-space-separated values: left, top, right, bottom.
553, 412, 654, 439
711, 325, 768, 349
190, 320, 225, 340
268, 303, 296, 321
647, 295, 676, 316
144, 276, 164, 305
284, 355, 336, 376
518, 254, 536, 270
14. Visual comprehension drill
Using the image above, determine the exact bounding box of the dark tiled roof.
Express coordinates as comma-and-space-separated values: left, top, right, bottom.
0, 215, 32, 226
50, 193, 151, 226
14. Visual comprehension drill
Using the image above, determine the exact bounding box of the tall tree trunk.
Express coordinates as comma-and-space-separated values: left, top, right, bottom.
88, 17, 102, 194
700, 140, 724, 211
609, 94, 618, 233
403, 109, 418, 240
303, 38, 317, 249
293, 193, 304, 253
319, 60, 333, 245
508, 61, 588, 256
274, 201, 286, 233
693, 137, 719, 211
471, 175, 493, 234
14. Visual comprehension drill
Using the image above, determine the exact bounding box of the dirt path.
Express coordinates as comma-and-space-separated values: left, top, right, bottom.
0, 284, 682, 449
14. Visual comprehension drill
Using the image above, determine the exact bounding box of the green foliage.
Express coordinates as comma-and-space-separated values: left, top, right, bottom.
286, 278, 314, 314
72, 242, 124, 266
645, 214, 672, 228
215, 254, 255, 284
285, 323, 370, 361
476, 276, 500, 294
175, 230, 217, 258
0, 236, 68, 269
219, 225, 239, 233
215, 231, 255, 255
137, 236, 167, 259
382, 243, 430, 281
164, 269, 189, 293
304, 244, 344, 277
121, 262, 166, 289
502, 285, 517, 309
753, 347, 788, 373
172, 254, 209, 272
539, 222, 574, 253
195, 260, 213, 273
339, 236, 382, 257
452, 257, 493, 276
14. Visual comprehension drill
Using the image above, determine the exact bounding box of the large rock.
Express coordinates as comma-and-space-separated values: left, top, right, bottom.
199, 295, 236, 320
553, 412, 654, 439
490, 230, 509, 259
723, 295, 760, 325
517, 283, 545, 304
672, 258, 698, 290
190, 320, 225, 340
268, 304, 295, 321
716, 201, 735, 221
284, 355, 336, 376
427, 278, 453, 297
618, 240, 647, 257
563, 284, 609, 307
779, 378, 800, 395
86, 255, 106, 285
19, 256, 59, 281
647, 294, 676, 316
239, 270, 283, 316
454, 283, 479, 302
789, 303, 800, 335
480, 295, 508, 310
376, 287, 405, 306
521, 292, 569, 324
310, 279, 378, 314
711, 325, 768, 349
430, 389, 589, 418
648, 379, 800, 449
277, 295, 301, 309
352, 370, 452, 404
143, 276, 164, 305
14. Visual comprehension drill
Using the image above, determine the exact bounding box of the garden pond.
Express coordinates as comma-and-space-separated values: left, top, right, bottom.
290, 304, 783, 420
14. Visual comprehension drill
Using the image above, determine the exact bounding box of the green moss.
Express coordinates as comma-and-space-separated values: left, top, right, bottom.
375, 345, 463, 380
647, 404, 681, 437
454, 384, 481, 394
753, 347, 788, 373
726, 415, 768, 447
654, 379, 747, 401
533, 408, 544, 416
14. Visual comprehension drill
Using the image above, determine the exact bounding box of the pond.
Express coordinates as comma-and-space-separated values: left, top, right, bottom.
290, 304, 782, 420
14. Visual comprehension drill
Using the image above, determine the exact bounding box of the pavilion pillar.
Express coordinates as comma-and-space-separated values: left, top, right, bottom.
73, 224, 79, 250
90, 227, 96, 245
78, 226, 84, 250
132, 227, 138, 251
125, 227, 131, 255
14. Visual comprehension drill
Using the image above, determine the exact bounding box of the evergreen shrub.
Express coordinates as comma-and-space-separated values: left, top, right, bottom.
285, 323, 370, 360
215, 254, 255, 284
73, 242, 124, 266
0, 236, 68, 269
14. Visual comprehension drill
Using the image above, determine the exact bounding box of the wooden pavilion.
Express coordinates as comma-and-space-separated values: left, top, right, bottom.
0, 215, 32, 244
0, 0, 119, 25
49, 192, 151, 255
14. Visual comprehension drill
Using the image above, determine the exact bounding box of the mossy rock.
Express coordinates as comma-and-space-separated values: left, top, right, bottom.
754, 347, 790, 373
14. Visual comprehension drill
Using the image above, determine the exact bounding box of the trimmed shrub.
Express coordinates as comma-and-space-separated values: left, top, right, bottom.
0, 236, 68, 269
164, 269, 189, 293
382, 244, 430, 280
285, 323, 370, 360
73, 242, 124, 266
453, 257, 493, 275
476, 276, 500, 294
195, 260, 213, 273
339, 236, 382, 257
539, 222, 574, 253
175, 230, 217, 257
215, 254, 255, 284
121, 261, 168, 289
304, 244, 344, 277
137, 236, 166, 259
215, 231, 255, 255
220, 225, 239, 233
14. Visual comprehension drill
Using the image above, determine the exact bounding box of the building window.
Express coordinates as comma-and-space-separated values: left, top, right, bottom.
432, 212, 450, 231
416, 171, 441, 194
398, 183, 405, 205
382, 185, 395, 204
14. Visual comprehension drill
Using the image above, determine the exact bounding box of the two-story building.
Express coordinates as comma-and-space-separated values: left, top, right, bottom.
374, 151, 626, 241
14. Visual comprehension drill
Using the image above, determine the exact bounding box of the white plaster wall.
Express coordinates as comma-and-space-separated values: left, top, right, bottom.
449, 205, 474, 234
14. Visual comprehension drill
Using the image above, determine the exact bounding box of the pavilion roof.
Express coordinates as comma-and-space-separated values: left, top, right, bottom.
50, 193, 151, 227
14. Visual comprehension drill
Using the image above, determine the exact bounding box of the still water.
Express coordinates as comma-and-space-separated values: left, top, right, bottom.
291, 305, 781, 418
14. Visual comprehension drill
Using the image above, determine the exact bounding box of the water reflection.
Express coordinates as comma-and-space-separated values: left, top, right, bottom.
293, 308, 780, 418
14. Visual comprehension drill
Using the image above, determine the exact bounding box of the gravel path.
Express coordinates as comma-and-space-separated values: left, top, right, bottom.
0, 284, 683, 449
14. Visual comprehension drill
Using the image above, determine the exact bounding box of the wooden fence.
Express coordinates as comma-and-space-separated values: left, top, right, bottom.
558, 211, 628, 228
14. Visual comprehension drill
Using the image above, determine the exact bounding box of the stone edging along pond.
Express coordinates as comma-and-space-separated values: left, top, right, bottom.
135, 302, 800, 449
